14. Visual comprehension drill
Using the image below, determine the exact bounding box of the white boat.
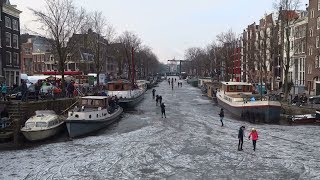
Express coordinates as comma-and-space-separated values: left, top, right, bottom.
65, 96, 123, 138
21, 110, 65, 141
106, 80, 145, 108
136, 80, 149, 92
216, 81, 281, 123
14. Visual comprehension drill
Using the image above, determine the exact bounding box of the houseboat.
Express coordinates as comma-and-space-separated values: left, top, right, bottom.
216, 82, 281, 123
106, 80, 145, 108
65, 96, 123, 138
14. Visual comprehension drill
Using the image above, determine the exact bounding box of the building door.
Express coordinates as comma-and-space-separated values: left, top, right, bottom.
316, 83, 320, 95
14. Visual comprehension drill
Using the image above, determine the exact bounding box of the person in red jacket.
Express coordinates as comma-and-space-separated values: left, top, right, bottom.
248, 128, 258, 151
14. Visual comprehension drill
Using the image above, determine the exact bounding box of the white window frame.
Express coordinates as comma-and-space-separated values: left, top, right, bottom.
318, 1, 320, 11
302, 41, 305, 53
12, 19, 18, 31
317, 36, 320, 48
5, 16, 11, 28
318, 17, 320, 29
5, 32, 11, 47
13, 53, 19, 66
12, 34, 18, 49
309, 47, 313, 56
310, 28, 313, 37
6, 51, 12, 65
311, 10, 315, 18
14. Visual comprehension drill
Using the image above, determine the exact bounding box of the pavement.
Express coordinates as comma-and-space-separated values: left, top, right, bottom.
0, 76, 319, 180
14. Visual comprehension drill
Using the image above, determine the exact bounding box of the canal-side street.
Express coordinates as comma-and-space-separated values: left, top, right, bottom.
1, 78, 320, 180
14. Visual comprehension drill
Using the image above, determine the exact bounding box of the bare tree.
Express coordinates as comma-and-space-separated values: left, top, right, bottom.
29, 0, 86, 93
118, 31, 142, 80
274, 0, 300, 100
216, 29, 237, 81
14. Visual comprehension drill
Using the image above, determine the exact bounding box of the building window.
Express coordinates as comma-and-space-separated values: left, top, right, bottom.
316, 56, 320, 68
318, 17, 320, 29
5, 16, 11, 28
13, 53, 19, 66
309, 28, 313, 37
308, 64, 312, 74
12, 20, 18, 31
301, 41, 305, 53
6, 51, 12, 65
25, 48, 31, 55
309, 47, 313, 56
318, 1, 320, 11
317, 36, 320, 48
0, 27, 1, 48
311, 10, 315, 18
5, 32, 11, 47
12, 34, 18, 49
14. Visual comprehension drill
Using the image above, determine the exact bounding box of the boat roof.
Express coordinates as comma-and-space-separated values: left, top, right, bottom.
221, 81, 252, 86
35, 110, 56, 115
81, 96, 109, 100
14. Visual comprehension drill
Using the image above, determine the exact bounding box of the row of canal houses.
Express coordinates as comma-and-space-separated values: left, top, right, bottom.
229, 1, 320, 96
0, 1, 120, 87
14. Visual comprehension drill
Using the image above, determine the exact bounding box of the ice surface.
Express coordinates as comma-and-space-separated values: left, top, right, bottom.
0, 77, 320, 179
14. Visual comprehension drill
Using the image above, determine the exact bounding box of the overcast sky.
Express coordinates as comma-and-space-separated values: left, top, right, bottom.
11, 0, 308, 63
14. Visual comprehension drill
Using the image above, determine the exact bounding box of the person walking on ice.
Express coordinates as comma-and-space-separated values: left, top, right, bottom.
238, 126, 245, 151
161, 102, 166, 118
156, 95, 159, 106
219, 108, 224, 126
152, 89, 156, 99
248, 128, 258, 151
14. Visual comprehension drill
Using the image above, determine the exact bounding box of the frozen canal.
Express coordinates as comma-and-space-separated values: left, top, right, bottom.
1, 77, 320, 180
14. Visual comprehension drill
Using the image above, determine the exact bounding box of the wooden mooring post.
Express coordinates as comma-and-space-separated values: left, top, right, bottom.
13, 119, 21, 145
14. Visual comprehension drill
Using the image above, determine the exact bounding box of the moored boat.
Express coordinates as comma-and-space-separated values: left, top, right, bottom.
21, 110, 65, 141
106, 80, 145, 108
65, 96, 123, 138
216, 82, 281, 123
287, 111, 320, 124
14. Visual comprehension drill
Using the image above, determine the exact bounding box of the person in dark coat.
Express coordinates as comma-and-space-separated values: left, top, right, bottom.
152, 89, 156, 99
21, 81, 28, 102
159, 95, 162, 105
156, 95, 159, 106
160, 102, 166, 118
238, 126, 245, 151
219, 108, 224, 126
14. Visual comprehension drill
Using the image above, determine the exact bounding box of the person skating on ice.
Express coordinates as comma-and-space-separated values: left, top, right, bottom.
248, 128, 259, 151
161, 103, 166, 118
219, 108, 224, 126
238, 126, 245, 151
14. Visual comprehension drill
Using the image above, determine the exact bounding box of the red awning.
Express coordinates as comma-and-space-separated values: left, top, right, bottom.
42, 71, 82, 75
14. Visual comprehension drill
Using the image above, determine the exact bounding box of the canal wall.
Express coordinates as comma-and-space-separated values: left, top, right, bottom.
281, 103, 316, 115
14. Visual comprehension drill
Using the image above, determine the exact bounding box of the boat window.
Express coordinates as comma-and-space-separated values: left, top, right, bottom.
75, 114, 79, 118
36, 122, 47, 128
94, 100, 101, 106
97, 114, 98, 118
245, 86, 250, 92
229, 85, 235, 92
89, 115, 92, 119
81, 99, 88, 105
237, 85, 243, 92
26, 122, 35, 128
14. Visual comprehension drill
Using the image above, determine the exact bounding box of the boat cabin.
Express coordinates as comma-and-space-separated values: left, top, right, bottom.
107, 80, 132, 91
24, 111, 62, 129
220, 82, 253, 93
80, 96, 109, 108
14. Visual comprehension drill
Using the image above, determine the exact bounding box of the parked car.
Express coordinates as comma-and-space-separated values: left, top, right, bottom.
7, 85, 37, 100
309, 96, 320, 104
